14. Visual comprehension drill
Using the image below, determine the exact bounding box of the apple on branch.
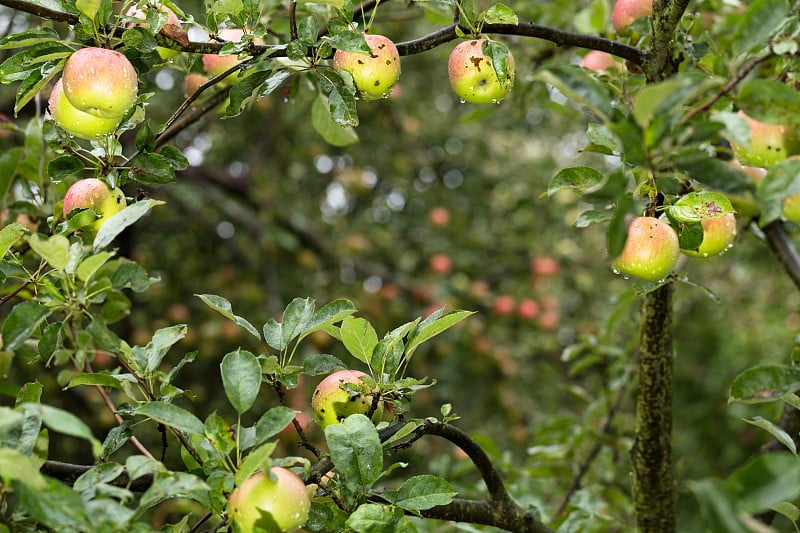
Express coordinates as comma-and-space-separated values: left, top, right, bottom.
580, 50, 623, 73
202, 28, 249, 79
48, 79, 122, 140
732, 111, 800, 168
62, 47, 138, 119
612, 0, 653, 30
227, 467, 311, 533
62, 178, 127, 236
681, 213, 737, 258
311, 369, 383, 429
124, 3, 186, 60
333, 34, 401, 101
448, 39, 515, 104
612, 216, 680, 281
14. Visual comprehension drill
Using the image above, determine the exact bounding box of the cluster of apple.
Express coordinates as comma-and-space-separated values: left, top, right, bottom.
333, 33, 515, 104
226, 369, 380, 532
48, 47, 138, 140
612, 109, 800, 282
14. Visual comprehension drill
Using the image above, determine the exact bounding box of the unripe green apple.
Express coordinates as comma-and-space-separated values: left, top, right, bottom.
333, 34, 401, 101
62, 178, 126, 235
681, 213, 737, 258
48, 79, 122, 139
227, 467, 311, 533
62, 47, 138, 119
202, 28, 247, 78
448, 39, 515, 104
311, 370, 383, 430
732, 111, 800, 168
612, 216, 680, 281
612, 0, 653, 30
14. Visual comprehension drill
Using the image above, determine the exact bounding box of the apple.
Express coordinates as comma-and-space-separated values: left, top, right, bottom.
311, 370, 383, 430
202, 28, 248, 78
227, 467, 311, 533
48, 79, 122, 139
491, 295, 516, 317
531, 256, 559, 277
681, 213, 737, 258
517, 298, 540, 320
612, 216, 680, 281
62, 178, 127, 235
62, 47, 138, 119
448, 39, 515, 104
125, 3, 183, 60
428, 253, 452, 275
333, 33, 401, 101
580, 50, 622, 73
184, 73, 210, 98
612, 0, 653, 30
428, 206, 451, 227
732, 111, 800, 168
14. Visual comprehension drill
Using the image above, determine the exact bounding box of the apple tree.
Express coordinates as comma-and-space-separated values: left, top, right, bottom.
1, 0, 800, 532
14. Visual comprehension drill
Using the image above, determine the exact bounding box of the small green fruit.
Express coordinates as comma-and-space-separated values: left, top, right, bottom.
448, 39, 515, 104
311, 370, 382, 430
612, 216, 680, 281
62, 178, 126, 235
227, 467, 311, 533
333, 34, 401, 101
681, 213, 737, 258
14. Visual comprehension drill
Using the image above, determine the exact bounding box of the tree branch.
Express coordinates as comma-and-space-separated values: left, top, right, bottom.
632, 284, 675, 531
644, 0, 691, 81
396, 23, 644, 66
761, 221, 800, 291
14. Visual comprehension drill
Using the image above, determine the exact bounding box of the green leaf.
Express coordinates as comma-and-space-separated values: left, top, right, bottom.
312, 94, 359, 147
111, 261, 152, 292
319, 69, 359, 128
138, 471, 210, 511
483, 40, 512, 89
743, 416, 796, 454
127, 152, 176, 184
0, 28, 60, 49
14, 477, 90, 531
405, 310, 474, 360
67, 373, 126, 390
196, 293, 261, 340
145, 325, 187, 373
725, 453, 800, 513
254, 406, 298, 446
0, 41, 72, 83
225, 68, 274, 118
534, 65, 614, 121
732, 0, 789, 55
135, 401, 204, 434
36, 404, 102, 457
668, 191, 734, 222
0, 447, 47, 489
298, 14, 319, 46
76, 0, 102, 20
384, 475, 456, 511
325, 31, 371, 53
0, 222, 27, 258
586, 122, 621, 153
234, 441, 276, 487
221, 349, 262, 414
340, 317, 379, 364
325, 414, 382, 489
345, 504, 417, 533
204, 411, 235, 453
673, 151, 754, 194
76, 251, 112, 281
302, 353, 346, 375
547, 166, 605, 196
482, 3, 518, 25
771, 501, 800, 522
738, 79, 800, 124
93, 199, 165, 252
685, 479, 753, 533
15, 58, 65, 116
757, 158, 800, 224
729, 364, 800, 404
299, 299, 357, 340
2, 301, 51, 350
27, 234, 70, 271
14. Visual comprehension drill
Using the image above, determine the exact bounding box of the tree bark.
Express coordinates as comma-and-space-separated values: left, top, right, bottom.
632, 283, 675, 532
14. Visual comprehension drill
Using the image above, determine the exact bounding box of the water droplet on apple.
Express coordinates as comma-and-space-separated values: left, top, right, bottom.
459, 98, 466, 104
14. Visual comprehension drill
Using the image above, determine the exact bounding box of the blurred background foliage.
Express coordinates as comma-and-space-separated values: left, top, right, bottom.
1, 0, 799, 529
